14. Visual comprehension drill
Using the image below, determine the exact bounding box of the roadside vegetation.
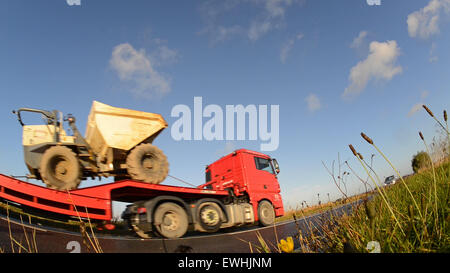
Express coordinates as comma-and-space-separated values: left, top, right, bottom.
268, 105, 449, 253
0, 197, 106, 253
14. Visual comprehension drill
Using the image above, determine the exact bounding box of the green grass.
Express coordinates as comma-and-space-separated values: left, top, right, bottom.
272, 105, 450, 253
311, 161, 450, 253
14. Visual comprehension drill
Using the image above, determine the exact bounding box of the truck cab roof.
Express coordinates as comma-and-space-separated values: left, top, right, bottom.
206, 149, 271, 170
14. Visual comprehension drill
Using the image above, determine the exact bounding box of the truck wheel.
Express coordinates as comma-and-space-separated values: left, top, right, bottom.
39, 146, 82, 190
126, 143, 169, 184
258, 200, 275, 227
198, 203, 222, 232
153, 202, 188, 239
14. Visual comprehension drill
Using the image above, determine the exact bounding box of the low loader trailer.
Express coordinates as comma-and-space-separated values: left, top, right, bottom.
0, 149, 284, 239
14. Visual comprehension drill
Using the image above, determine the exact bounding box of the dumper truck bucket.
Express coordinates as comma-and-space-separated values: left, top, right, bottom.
85, 101, 168, 155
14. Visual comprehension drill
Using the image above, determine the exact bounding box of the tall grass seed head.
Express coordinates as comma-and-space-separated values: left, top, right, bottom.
444, 110, 447, 122
423, 105, 434, 117
364, 201, 375, 222
361, 132, 374, 144
349, 144, 357, 156
408, 205, 414, 220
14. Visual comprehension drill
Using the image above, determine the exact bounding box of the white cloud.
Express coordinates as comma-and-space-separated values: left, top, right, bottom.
248, 0, 298, 41
136, 34, 180, 66
407, 0, 450, 39
429, 55, 439, 63
248, 19, 274, 41
109, 43, 172, 99
421, 90, 430, 100
197, 0, 245, 43
265, 0, 292, 18
280, 33, 303, 63
280, 39, 295, 64
216, 142, 237, 157
343, 40, 402, 98
429, 42, 439, 63
350, 31, 368, 49
150, 44, 179, 67
409, 91, 430, 117
210, 25, 244, 44
408, 103, 424, 117
66, 0, 81, 6
305, 93, 321, 112
199, 0, 303, 43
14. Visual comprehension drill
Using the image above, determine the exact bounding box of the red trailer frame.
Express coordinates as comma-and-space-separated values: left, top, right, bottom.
0, 174, 229, 221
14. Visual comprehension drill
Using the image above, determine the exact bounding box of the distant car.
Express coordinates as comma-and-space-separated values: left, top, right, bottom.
384, 175, 397, 185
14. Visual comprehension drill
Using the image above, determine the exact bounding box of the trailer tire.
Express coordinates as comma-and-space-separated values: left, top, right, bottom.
198, 202, 222, 233
153, 202, 188, 239
39, 146, 82, 190
126, 143, 169, 184
258, 200, 275, 227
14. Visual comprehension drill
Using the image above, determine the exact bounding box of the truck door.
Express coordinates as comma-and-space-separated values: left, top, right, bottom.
251, 156, 280, 195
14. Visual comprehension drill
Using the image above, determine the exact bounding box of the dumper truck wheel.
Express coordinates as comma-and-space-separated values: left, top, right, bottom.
258, 200, 275, 227
153, 202, 188, 239
126, 143, 169, 184
39, 146, 82, 190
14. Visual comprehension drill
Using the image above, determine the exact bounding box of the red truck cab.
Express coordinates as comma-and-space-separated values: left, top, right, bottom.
199, 149, 284, 224
121, 149, 284, 238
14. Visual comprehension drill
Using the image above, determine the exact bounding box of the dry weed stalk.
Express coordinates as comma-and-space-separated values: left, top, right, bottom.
4, 203, 38, 253
360, 133, 423, 220
66, 191, 103, 253
348, 144, 405, 235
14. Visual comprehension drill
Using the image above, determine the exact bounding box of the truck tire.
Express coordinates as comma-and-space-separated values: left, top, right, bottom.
153, 202, 188, 239
126, 143, 169, 184
39, 146, 82, 190
198, 202, 222, 232
258, 200, 275, 227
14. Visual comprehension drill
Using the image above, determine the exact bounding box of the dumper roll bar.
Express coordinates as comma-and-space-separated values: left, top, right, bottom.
12, 108, 58, 127
12, 107, 65, 144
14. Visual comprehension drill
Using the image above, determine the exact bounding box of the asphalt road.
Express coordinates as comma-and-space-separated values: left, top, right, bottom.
0, 201, 359, 253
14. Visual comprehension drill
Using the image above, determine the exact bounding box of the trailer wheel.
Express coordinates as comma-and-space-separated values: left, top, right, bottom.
39, 146, 82, 190
126, 143, 169, 184
153, 202, 188, 239
198, 203, 222, 232
258, 200, 275, 227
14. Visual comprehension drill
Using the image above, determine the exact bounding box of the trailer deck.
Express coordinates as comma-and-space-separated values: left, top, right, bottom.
0, 174, 229, 221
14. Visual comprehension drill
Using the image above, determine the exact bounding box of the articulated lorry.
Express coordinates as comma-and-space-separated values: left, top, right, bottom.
6, 101, 284, 238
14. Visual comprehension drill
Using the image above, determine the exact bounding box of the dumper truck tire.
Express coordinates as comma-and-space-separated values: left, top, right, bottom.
39, 146, 82, 190
126, 143, 169, 184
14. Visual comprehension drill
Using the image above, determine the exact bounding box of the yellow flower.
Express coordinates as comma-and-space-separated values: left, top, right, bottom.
278, 237, 294, 253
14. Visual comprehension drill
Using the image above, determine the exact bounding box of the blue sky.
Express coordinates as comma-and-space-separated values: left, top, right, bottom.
1, 0, 449, 215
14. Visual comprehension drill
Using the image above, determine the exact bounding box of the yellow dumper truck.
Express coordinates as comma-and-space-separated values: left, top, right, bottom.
12, 101, 169, 190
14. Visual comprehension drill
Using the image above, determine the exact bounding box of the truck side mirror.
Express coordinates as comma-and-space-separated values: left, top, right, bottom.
272, 158, 280, 174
